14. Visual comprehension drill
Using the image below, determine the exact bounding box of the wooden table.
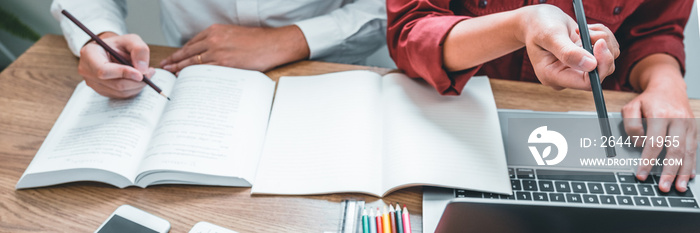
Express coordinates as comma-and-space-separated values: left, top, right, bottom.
1, 35, 699, 232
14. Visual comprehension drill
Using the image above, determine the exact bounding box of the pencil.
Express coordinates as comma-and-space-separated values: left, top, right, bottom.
368, 208, 377, 233
395, 203, 404, 233
362, 208, 370, 233
572, 0, 615, 157
382, 206, 391, 233
389, 204, 397, 233
376, 208, 383, 233
402, 205, 411, 233
60, 10, 171, 101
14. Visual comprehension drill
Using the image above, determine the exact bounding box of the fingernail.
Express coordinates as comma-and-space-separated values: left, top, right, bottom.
637, 171, 648, 179
136, 61, 148, 72
159, 60, 167, 67
163, 65, 173, 71
578, 56, 596, 71
680, 180, 688, 189
662, 181, 671, 190
130, 73, 141, 81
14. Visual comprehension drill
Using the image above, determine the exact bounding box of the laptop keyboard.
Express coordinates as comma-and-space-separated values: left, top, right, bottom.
455, 167, 699, 209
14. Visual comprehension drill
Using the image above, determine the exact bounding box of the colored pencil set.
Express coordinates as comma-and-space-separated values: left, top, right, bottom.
362, 203, 411, 233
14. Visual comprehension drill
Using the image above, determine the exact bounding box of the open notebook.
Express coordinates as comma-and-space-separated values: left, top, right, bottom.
251, 71, 510, 196
17, 65, 510, 196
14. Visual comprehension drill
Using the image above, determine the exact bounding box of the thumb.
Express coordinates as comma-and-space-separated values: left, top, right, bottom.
116, 34, 150, 74
539, 32, 597, 72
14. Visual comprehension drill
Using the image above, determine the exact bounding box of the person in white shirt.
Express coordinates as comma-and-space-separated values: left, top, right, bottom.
51, 0, 386, 98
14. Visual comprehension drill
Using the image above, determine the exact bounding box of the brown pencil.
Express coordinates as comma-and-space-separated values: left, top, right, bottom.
61, 10, 170, 100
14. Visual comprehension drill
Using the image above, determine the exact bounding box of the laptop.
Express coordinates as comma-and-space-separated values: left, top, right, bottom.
423, 110, 700, 233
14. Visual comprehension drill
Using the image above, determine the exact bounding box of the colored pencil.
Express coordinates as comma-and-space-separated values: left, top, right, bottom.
362, 208, 369, 233
368, 208, 377, 233
382, 206, 391, 233
389, 204, 397, 233
61, 10, 170, 101
402, 205, 411, 233
395, 203, 404, 233
376, 208, 383, 233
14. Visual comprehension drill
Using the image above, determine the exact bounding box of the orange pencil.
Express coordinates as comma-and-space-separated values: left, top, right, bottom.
402, 205, 411, 233
376, 208, 383, 233
389, 204, 397, 233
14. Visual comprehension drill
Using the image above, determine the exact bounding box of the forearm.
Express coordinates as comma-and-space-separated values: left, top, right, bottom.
629, 53, 686, 93
51, 0, 128, 57
443, 8, 526, 72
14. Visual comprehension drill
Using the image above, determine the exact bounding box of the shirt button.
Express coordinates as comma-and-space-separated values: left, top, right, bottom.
539, 0, 547, 3
613, 6, 623, 15
479, 0, 488, 8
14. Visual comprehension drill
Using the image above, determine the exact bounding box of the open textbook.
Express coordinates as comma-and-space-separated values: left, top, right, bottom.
17, 65, 511, 196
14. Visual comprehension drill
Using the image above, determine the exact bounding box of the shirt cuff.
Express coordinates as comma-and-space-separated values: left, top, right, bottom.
294, 15, 343, 60
63, 18, 126, 57
403, 15, 476, 96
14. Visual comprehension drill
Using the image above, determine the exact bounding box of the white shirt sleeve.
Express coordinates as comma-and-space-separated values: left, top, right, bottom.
294, 0, 386, 65
51, 0, 128, 57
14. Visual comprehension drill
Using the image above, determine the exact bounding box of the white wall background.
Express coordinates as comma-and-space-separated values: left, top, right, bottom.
0, 0, 698, 97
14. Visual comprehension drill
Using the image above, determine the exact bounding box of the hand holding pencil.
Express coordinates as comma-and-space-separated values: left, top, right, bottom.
61, 10, 168, 100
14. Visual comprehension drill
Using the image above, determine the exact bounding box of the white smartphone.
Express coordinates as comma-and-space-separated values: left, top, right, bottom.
95, 205, 170, 233
188, 221, 239, 233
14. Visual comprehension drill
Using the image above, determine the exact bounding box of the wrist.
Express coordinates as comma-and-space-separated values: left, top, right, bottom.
630, 54, 684, 92
272, 25, 310, 65
84, 31, 119, 47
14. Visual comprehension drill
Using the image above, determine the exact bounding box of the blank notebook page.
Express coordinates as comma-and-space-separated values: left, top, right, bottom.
252, 71, 384, 195
380, 74, 511, 195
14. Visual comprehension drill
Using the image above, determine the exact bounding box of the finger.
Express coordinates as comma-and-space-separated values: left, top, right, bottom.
546, 66, 591, 90
675, 126, 694, 192
167, 51, 211, 73
87, 78, 144, 99
101, 78, 148, 93
538, 30, 597, 72
636, 118, 668, 182
588, 24, 620, 58
659, 120, 686, 192
592, 39, 615, 79
161, 41, 208, 69
146, 67, 156, 78
114, 34, 150, 74
82, 42, 143, 82
94, 62, 144, 82
621, 100, 645, 143
686, 122, 698, 180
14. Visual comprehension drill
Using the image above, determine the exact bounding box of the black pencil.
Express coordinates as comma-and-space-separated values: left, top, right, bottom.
572, 0, 615, 157
61, 10, 170, 101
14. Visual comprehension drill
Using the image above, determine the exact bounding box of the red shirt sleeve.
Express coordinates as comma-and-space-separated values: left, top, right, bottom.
609, 0, 692, 91
387, 0, 476, 96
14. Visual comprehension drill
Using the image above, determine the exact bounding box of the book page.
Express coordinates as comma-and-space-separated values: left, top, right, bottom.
380, 75, 511, 195
252, 71, 384, 196
18, 70, 176, 183
137, 65, 275, 185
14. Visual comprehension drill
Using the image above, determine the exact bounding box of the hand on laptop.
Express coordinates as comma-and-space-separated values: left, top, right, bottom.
78, 32, 155, 98
623, 54, 697, 193
160, 24, 310, 74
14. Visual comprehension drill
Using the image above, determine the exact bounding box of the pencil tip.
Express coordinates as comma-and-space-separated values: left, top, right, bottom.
159, 92, 171, 100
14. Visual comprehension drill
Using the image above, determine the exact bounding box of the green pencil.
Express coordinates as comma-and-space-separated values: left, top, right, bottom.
395, 203, 404, 233
362, 208, 369, 233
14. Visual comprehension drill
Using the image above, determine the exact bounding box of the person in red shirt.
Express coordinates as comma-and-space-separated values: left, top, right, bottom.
387, 0, 696, 193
